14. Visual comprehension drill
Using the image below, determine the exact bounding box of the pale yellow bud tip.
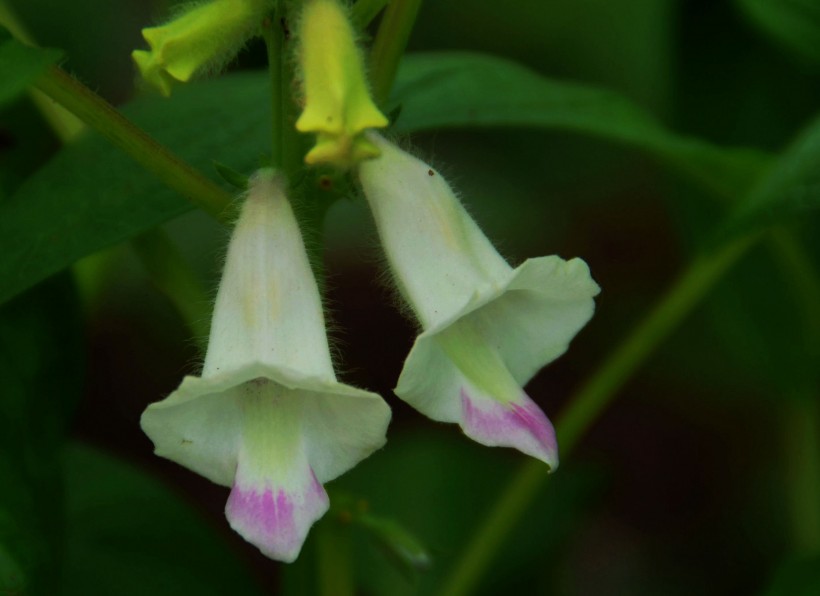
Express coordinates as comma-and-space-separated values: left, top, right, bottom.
296, 0, 388, 168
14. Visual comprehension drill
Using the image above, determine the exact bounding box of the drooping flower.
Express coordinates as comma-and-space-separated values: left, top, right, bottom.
141, 170, 391, 561
295, 0, 388, 167
358, 134, 600, 470
132, 0, 271, 96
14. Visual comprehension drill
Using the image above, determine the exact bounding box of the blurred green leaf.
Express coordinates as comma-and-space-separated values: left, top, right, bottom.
0, 53, 778, 307
737, 0, 820, 66
0, 26, 62, 107
358, 513, 432, 577
212, 160, 249, 190
62, 442, 262, 596
761, 553, 820, 596
724, 113, 820, 239
0, 72, 269, 306
0, 274, 83, 594
390, 52, 771, 200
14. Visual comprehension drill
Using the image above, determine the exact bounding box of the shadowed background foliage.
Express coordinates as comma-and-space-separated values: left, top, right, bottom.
1, 0, 819, 594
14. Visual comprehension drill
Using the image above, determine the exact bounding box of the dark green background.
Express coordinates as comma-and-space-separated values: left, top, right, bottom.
1, 0, 819, 594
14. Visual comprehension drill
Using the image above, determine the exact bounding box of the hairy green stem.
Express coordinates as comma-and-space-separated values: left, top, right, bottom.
438, 234, 757, 596
369, 0, 422, 105
9, 6, 214, 342
264, 12, 285, 170
264, 7, 301, 179
34, 66, 232, 221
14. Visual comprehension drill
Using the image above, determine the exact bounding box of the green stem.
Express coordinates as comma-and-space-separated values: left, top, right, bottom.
33, 66, 232, 222
351, 0, 390, 28
316, 517, 355, 596
369, 0, 423, 106
263, 9, 300, 180
783, 391, 820, 553
769, 228, 820, 553
264, 14, 285, 170
437, 234, 758, 596
769, 228, 820, 350
130, 228, 211, 347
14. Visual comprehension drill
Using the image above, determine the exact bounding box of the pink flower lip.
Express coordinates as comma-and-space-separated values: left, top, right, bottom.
225, 470, 329, 562
460, 388, 559, 469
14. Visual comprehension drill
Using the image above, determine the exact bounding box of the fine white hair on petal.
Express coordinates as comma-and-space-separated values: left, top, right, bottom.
141, 169, 391, 562
359, 133, 599, 466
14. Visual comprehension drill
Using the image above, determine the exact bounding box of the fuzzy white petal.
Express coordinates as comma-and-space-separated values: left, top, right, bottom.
359, 134, 599, 465
202, 170, 334, 379
141, 170, 391, 561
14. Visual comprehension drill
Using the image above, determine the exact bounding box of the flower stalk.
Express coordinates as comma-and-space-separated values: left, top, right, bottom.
368, 0, 423, 105
34, 66, 232, 221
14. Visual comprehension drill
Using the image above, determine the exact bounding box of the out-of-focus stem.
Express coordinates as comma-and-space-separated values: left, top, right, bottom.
784, 393, 820, 553
369, 0, 422, 105
351, 0, 389, 28
34, 67, 232, 221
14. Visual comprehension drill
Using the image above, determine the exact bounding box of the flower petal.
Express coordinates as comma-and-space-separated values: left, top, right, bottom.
140, 373, 243, 487
141, 362, 391, 488
226, 472, 328, 563
224, 379, 329, 562
381, 217, 597, 465
202, 170, 335, 380
460, 386, 558, 468
358, 133, 511, 329
359, 134, 598, 463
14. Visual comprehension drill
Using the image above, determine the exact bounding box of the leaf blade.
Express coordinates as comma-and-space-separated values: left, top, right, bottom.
0, 27, 62, 107
0, 72, 270, 305
390, 52, 771, 200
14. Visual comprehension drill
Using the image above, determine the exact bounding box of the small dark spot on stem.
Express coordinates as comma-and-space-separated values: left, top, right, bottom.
181, 439, 193, 445
428, 169, 435, 176
319, 175, 333, 190
280, 17, 291, 40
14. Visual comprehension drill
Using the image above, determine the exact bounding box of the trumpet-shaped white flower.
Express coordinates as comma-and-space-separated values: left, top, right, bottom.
141, 170, 391, 562
358, 134, 599, 470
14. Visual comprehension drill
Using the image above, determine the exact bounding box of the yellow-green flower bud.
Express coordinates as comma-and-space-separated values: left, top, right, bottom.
295, 0, 388, 168
132, 0, 270, 96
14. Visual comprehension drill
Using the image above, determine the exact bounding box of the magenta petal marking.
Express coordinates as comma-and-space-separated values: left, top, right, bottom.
225, 471, 329, 562
460, 388, 559, 468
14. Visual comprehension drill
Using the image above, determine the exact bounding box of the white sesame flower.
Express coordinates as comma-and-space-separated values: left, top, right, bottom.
358, 134, 599, 470
141, 170, 391, 561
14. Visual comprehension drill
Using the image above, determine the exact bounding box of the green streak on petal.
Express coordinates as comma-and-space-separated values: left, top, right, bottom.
239, 380, 304, 483
435, 318, 520, 405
